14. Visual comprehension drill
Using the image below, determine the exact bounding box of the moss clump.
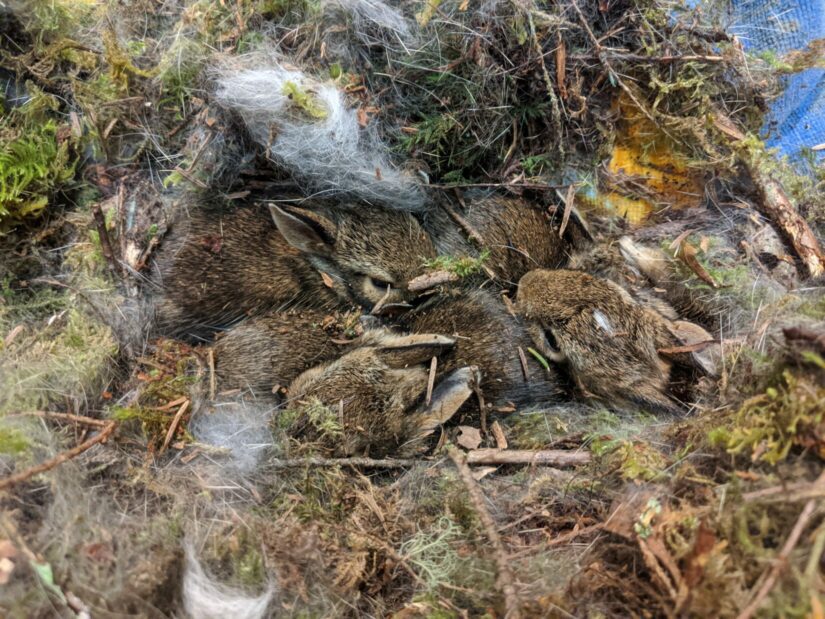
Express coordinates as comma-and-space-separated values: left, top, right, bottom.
282, 81, 328, 119
593, 438, 670, 482
504, 410, 570, 450
399, 516, 461, 591
710, 370, 825, 464
115, 340, 201, 448
0, 425, 30, 454
0, 306, 117, 415
0, 89, 76, 231
423, 249, 491, 278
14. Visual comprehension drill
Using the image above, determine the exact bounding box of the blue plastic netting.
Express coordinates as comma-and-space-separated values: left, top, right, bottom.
727, 0, 824, 165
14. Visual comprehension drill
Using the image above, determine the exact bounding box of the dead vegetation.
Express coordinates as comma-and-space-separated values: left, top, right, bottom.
1, 0, 824, 617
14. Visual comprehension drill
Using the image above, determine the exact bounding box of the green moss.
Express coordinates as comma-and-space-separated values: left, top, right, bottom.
716, 370, 825, 464
282, 81, 328, 119
422, 250, 491, 277
0, 89, 76, 231
0, 426, 30, 454
593, 438, 669, 482
504, 411, 569, 450
0, 306, 117, 415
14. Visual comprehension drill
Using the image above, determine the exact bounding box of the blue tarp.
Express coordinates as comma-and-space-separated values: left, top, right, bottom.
728, 0, 824, 166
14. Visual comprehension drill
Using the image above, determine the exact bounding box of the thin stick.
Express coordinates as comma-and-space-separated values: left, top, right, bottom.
558, 184, 575, 238
425, 356, 438, 407
569, 53, 724, 63
160, 400, 190, 453
449, 446, 522, 619
440, 201, 485, 246
91, 203, 121, 276
207, 349, 217, 401
517, 347, 530, 382
8, 411, 109, 428
466, 449, 589, 466
408, 270, 460, 292
262, 449, 589, 469
736, 491, 820, 619
0, 422, 116, 491
425, 182, 567, 191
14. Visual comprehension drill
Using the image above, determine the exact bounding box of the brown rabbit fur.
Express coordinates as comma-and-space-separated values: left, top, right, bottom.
286, 332, 458, 457
516, 269, 682, 414
423, 192, 574, 287
397, 288, 564, 407
153, 198, 436, 338
213, 309, 352, 395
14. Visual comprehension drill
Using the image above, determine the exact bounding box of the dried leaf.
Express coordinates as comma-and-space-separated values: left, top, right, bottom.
320, 271, 335, 288
711, 111, 746, 142
558, 184, 575, 237
456, 426, 482, 450
357, 107, 368, 128
677, 241, 719, 288
472, 466, 497, 481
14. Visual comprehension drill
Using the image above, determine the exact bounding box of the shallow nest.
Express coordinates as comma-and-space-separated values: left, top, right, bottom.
1, 1, 824, 618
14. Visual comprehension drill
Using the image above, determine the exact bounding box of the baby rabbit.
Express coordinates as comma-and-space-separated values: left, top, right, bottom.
397, 288, 564, 407
423, 192, 576, 287
153, 198, 436, 338
213, 309, 353, 396
285, 331, 476, 457
516, 269, 684, 415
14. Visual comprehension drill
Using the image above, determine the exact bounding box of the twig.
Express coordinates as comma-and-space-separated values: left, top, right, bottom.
558, 184, 575, 238
425, 182, 567, 191
569, 53, 724, 63
91, 203, 121, 276
750, 171, 825, 278
408, 270, 460, 292
440, 200, 486, 246
491, 421, 508, 450
449, 446, 522, 618
712, 110, 825, 277
466, 449, 589, 466
736, 480, 822, 619
517, 346, 530, 382
160, 400, 190, 453
207, 349, 217, 401
8, 411, 109, 428
425, 356, 438, 407
262, 449, 589, 469
267, 456, 419, 469
0, 422, 116, 491
474, 379, 488, 436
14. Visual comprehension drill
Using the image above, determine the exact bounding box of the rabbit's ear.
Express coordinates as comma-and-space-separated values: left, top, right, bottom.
373, 333, 455, 368
401, 366, 479, 455
269, 204, 336, 256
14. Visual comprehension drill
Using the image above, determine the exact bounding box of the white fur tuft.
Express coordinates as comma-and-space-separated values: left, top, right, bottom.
182, 544, 276, 619
212, 61, 425, 211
